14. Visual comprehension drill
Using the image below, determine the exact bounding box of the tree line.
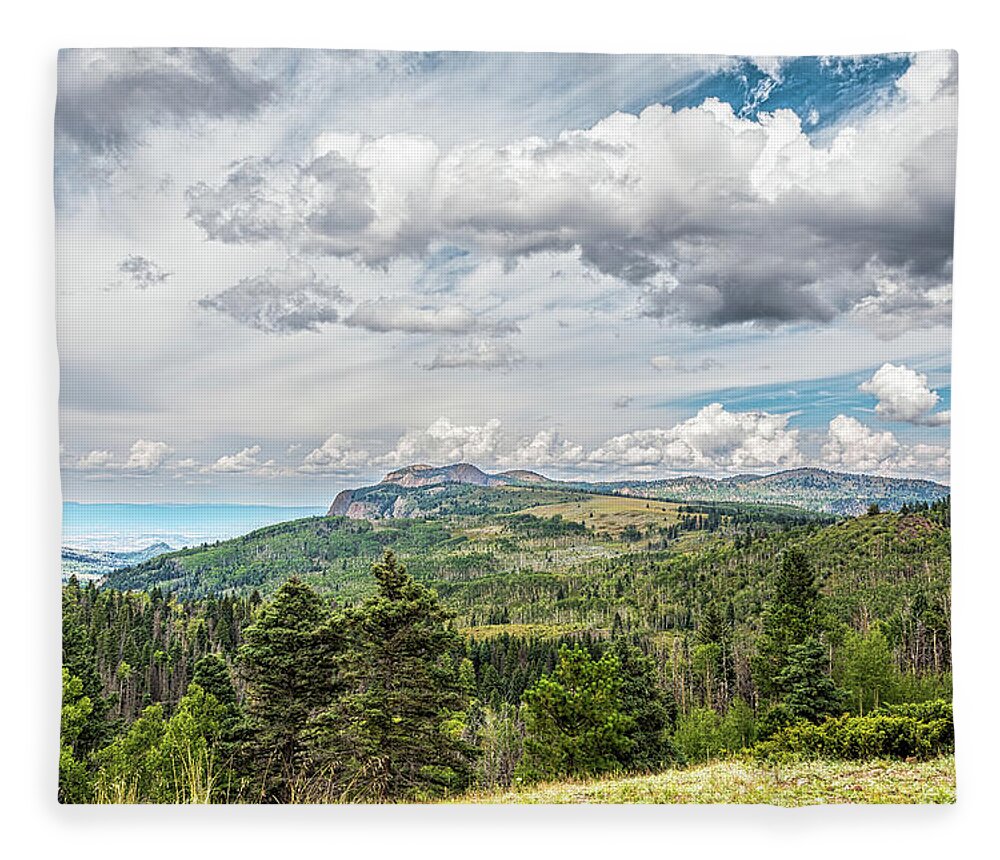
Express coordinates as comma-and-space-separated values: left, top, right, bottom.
61, 532, 952, 803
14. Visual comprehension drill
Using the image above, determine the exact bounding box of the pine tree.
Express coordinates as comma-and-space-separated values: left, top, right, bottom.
518, 645, 634, 780
318, 551, 473, 801
59, 669, 95, 803
611, 638, 676, 770
754, 547, 821, 701
192, 653, 238, 709
237, 578, 340, 802
773, 638, 844, 722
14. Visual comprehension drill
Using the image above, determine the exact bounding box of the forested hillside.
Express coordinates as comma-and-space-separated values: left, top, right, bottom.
61, 495, 953, 803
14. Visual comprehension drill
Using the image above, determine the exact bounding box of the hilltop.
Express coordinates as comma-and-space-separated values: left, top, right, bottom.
61, 542, 173, 581
328, 464, 948, 519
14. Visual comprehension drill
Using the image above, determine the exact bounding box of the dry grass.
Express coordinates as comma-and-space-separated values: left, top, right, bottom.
516, 495, 680, 536
460, 756, 956, 805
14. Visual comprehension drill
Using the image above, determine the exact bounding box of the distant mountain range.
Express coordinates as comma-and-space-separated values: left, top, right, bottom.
329, 464, 949, 519
61, 542, 174, 581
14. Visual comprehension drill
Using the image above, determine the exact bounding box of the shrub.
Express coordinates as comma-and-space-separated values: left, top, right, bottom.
750, 699, 953, 762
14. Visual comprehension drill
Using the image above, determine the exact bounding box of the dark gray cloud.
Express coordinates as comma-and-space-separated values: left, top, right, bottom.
56, 48, 275, 154
117, 254, 171, 289
197, 259, 347, 334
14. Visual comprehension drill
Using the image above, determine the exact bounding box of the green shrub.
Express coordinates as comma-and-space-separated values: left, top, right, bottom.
674, 700, 758, 765
750, 699, 953, 762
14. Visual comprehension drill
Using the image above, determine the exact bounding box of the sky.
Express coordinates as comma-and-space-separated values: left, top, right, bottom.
54, 49, 956, 505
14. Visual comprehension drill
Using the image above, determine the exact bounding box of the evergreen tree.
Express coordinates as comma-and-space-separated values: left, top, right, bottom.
59, 669, 94, 803
773, 638, 844, 723
611, 638, 676, 770
238, 578, 340, 802
192, 653, 238, 709
318, 551, 473, 801
518, 645, 634, 780
754, 547, 822, 701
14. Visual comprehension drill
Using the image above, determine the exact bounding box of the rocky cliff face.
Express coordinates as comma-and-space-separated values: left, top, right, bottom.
327, 489, 356, 517
379, 462, 503, 489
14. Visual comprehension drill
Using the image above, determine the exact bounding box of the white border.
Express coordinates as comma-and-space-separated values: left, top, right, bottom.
3, 2, 996, 856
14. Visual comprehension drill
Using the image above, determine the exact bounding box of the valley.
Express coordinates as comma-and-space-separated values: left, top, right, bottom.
61, 462, 953, 804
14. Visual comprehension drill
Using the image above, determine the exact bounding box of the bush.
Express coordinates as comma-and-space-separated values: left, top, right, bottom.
750, 699, 953, 762
674, 700, 757, 765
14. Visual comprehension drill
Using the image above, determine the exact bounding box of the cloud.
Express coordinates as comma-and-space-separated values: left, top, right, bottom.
184, 51, 956, 334
299, 434, 370, 474
858, 363, 950, 426
75, 450, 114, 470
124, 439, 172, 472
117, 255, 171, 289
821, 414, 949, 476
423, 338, 526, 371
649, 355, 721, 373
344, 298, 518, 337
198, 258, 347, 334
376, 417, 504, 467
203, 444, 277, 474
588, 403, 803, 470
849, 275, 952, 340
502, 430, 586, 467
56, 48, 275, 155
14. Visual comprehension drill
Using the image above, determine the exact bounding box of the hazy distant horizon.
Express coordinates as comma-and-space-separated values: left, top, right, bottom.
62, 501, 327, 552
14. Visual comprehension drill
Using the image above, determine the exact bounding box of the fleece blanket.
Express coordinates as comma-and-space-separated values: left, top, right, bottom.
56, 48, 956, 804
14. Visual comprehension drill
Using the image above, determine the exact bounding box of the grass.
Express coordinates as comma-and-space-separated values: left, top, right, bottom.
461, 756, 956, 805
517, 495, 680, 536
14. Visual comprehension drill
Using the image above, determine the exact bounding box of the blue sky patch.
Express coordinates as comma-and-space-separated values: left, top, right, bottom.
660, 54, 910, 133
654, 363, 950, 439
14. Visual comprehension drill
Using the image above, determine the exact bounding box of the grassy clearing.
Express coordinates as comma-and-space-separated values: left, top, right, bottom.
461, 622, 589, 641
461, 756, 956, 805
517, 495, 680, 535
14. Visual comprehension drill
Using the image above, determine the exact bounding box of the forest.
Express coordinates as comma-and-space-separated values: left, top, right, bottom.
60, 495, 954, 803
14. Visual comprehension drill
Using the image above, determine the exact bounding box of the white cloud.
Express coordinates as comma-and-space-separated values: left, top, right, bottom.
858, 362, 950, 426
588, 403, 803, 470
124, 439, 172, 472
184, 51, 956, 334
424, 338, 525, 371
849, 276, 952, 340
821, 415, 949, 478
502, 430, 586, 467
299, 434, 370, 474
75, 450, 114, 470
198, 258, 347, 334
649, 355, 721, 373
376, 417, 504, 467
204, 444, 275, 474
344, 298, 517, 337
821, 415, 900, 472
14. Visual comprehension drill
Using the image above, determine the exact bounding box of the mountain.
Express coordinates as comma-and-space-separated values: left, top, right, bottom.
328, 465, 949, 519
328, 463, 560, 517
589, 468, 949, 516
381, 462, 505, 488
61, 541, 174, 581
